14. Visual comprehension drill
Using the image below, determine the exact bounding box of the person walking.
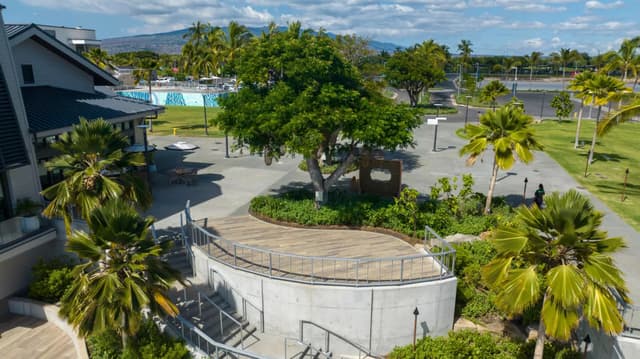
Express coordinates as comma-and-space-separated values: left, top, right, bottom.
534, 184, 545, 208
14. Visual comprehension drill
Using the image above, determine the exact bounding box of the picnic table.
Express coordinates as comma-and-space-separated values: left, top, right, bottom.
168, 167, 198, 185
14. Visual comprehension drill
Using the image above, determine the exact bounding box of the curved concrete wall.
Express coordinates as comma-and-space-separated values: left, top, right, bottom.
192, 245, 457, 355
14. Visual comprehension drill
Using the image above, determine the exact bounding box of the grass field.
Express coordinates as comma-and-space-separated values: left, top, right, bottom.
151, 106, 224, 137
535, 120, 640, 231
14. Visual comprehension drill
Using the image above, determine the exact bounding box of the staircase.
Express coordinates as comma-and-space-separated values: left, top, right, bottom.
161, 232, 258, 353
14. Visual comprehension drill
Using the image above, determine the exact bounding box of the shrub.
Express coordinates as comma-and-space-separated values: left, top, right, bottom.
88, 320, 189, 359
461, 292, 497, 320
298, 160, 359, 174
27, 257, 75, 303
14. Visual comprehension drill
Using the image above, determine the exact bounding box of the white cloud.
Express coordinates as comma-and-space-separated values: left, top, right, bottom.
585, 1, 624, 10
525, 38, 544, 48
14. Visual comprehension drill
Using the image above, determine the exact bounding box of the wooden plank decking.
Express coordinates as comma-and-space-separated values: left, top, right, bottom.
192, 216, 447, 284
0, 315, 76, 359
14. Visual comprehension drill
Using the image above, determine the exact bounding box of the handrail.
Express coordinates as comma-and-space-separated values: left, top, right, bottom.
209, 268, 265, 333
284, 337, 332, 359
167, 314, 266, 358
300, 320, 378, 359
184, 206, 456, 286
201, 291, 249, 349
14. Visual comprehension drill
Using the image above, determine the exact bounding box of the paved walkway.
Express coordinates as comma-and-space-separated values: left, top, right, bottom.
0, 315, 76, 359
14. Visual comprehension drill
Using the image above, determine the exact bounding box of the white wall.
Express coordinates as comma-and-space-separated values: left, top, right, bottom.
193, 246, 457, 356
12, 38, 94, 93
7, 165, 41, 205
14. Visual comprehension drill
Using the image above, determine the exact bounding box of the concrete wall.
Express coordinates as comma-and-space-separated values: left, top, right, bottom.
9, 297, 89, 358
7, 165, 42, 206
12, 38, 94, 93
193, 246, 457, 356
0, 231, 63, 301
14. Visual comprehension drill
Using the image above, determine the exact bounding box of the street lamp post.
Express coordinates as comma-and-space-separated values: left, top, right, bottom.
475, 62, 480, 89
202, 93, 209, 136
137, 124, 151, 187
540, 91, 545, 121
464, 96, 471, 128
224, 132, 230, 159
413, 307, 420, 350
457, 64, 462, 97
435, 103, 442, 117
523, 177, 528, 205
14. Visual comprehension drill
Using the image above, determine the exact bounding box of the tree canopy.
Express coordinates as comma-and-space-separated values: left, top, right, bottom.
384, 40, 447, 107
215, 23, 420, 200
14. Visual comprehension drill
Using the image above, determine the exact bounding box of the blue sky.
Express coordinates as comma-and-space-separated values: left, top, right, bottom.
3, 1, 639, 55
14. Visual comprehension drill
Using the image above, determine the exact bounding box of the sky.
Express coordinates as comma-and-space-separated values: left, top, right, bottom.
2, 0, 639, 55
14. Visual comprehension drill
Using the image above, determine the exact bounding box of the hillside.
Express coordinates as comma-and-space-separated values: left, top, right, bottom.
102, 26, 400, 54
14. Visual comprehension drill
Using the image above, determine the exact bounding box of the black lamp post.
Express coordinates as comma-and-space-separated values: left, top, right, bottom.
540, 91, 545, 121
523, 177, 528, 205
622, 168, 629, 201
582, 334, 591, 359
137, 124, 151, 186
413, 307, 420, 350
224, 132, 230, 159
464, 96, 471, 128
435, 103, 442, 117
202, 93, 209, 136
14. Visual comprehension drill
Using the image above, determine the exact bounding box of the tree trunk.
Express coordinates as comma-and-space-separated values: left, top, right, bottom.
484, 154, 500, 214
407, 90, 418, 107
306, 151, 357, 206
585, 105, 601, 176
574, 102, 584, 148
534, 319, 546, 359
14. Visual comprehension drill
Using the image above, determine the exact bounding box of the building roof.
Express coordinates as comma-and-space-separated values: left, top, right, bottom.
4, 23, 117, 86
0, 63, 29, 169
21, 86, 163, 136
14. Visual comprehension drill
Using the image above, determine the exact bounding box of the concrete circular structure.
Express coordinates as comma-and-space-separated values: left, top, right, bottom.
186, 214, 457, 355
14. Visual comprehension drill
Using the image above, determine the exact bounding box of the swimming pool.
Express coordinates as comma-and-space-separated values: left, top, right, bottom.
117, 90, 225, 107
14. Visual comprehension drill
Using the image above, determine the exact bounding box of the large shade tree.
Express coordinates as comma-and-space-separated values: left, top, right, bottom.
60, 199, 182, 346
482, 190, 629, 359
384, 40, 447, 107
457, 105, 543, 214
41, 119, 152, 234
215, 23, 421, 203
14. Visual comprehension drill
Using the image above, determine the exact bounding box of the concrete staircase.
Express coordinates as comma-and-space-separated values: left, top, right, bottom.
162, 237, 258, 352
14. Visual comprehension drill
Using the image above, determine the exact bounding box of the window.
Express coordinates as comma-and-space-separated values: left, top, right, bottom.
0, 173, 11, 220
21, 65, 34, 84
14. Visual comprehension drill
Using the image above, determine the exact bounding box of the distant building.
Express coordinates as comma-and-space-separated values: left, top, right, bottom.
37, 24, 100, 53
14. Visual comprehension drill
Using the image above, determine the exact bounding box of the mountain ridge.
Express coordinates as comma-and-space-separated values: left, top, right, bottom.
102, 26, 401, 54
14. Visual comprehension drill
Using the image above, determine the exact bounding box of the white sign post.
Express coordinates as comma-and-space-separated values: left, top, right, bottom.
430, 117, 447, 152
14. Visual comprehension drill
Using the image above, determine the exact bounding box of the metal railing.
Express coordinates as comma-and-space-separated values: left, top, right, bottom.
209, 268, 265, 333
620, 304, 640, 338
166, 314, 266, 359
183, 206, 455, 287
284, 337, 332, 359
300, 320, 379, 359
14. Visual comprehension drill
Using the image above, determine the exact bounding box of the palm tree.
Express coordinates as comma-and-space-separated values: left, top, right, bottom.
41, 119, 152, 234
83, 48, 112, 70
524, 51, 543, 80
60, 199, 182, 346
482, 190, 629, 359
568, 71, 596, 148
551, 48, 581, 89
182, 21, 216, 79
457, 39, 473, 73
457, 105, 543, 214
605, 38, 640, 82
581, 74, 629, 175
479, 80, 510, 110
598, 93, 640, 135
210, 21, 253, 79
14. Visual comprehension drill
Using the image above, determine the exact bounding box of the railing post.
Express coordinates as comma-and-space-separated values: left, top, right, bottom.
220, 312, 224, 336
269, 253, 273, 277
198, 292, 202, 318
355, 260, 359, 286
300, 321, 304, 342
234, 245, 237, 266
325, 330, 330, 353
400, 258, 405, 282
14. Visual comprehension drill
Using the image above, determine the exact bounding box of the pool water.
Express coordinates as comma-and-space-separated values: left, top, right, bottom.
117, 91, 224, 107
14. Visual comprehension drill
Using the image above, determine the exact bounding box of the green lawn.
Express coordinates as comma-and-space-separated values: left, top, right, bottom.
151, 106, 224, 137
535, 120, 640, 231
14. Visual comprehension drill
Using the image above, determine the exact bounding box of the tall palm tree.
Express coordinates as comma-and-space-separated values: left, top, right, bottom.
568, 71, 596, 148
479, 80, 510, 110
605, 38, 640, 82
582, 74, 629, 175
482, 190, 629, 359
83, 48, 112, 70
551, 48, 581, 89
457, 39, 473, 76
41, 119, 152, 234
210, 21, 253, 80
524, 51, 543, 80
457, 105, 543, 214
182, 21, 216, 79
60, 200, 182, 346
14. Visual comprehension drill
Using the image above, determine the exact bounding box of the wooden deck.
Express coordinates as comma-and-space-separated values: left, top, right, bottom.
0, 315, 76, 359
192, 216, 447, 284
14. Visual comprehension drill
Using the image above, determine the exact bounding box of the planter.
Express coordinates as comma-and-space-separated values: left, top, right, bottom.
20, 215, 40, 233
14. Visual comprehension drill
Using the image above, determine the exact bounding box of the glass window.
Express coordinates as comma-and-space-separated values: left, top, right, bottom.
0, 173, 11, 220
